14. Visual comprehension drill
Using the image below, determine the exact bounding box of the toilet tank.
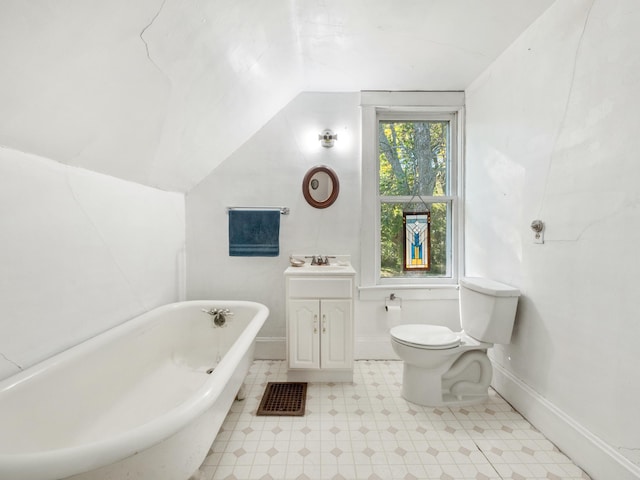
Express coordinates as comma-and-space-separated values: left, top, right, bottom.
459, 277, 520, 344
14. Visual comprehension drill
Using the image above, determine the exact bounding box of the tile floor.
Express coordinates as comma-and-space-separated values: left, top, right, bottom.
199, 360, 591, 480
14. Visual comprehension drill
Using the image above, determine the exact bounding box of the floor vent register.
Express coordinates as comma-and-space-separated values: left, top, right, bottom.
256, 382, 307, 416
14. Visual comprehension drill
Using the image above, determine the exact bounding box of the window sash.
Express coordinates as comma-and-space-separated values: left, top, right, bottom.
379, 195, 456, 203
359, 92, 464, 288
377, 119, 457, 282
378, 199, 454, 281
378, 116, 453, 198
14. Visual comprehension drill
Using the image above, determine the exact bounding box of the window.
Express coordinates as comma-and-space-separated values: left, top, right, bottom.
360, 92, 464, 287
378, 115, 453, 278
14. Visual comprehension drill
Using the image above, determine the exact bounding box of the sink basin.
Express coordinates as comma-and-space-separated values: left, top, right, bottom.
285, 264, 355, 276
303, 265, 349, 272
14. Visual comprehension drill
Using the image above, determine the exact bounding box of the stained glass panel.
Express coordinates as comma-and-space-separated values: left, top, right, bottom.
403, 212, 431, 271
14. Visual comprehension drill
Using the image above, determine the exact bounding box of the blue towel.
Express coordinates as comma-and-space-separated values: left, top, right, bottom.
228, 210, 280, 257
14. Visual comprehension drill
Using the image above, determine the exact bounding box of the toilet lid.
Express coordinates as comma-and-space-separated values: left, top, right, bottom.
390, 324, 461, 349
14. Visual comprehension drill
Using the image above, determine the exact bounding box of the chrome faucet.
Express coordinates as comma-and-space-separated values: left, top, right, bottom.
307, 255, 335, 265
201, 307, 234, 327
312, 255, 326, 265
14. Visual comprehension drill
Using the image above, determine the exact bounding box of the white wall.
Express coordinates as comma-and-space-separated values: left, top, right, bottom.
0, 147, 185, 381
465, 0, 640, 478
0, 0, 302, 192
186, 92, 460, 358
186, 93, 361, 341
0, 1, 553, 193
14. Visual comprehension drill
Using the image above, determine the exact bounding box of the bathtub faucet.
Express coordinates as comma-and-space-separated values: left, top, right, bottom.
201, 308, 234, 327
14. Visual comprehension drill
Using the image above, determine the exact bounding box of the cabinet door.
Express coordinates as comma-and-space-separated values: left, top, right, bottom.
320, 299, 352, 370
288, 299, 320, 369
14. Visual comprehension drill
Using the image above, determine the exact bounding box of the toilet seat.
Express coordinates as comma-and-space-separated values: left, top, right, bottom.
390, 324, 461, 350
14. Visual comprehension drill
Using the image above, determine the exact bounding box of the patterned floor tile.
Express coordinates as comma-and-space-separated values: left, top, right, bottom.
199, 360, 590, 480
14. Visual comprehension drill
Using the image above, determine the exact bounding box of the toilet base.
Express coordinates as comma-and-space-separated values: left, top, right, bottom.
401, 382, 489, 407
400, 351, 493, 407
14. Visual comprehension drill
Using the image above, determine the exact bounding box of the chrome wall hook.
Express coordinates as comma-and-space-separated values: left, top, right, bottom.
530, 220, 544, 244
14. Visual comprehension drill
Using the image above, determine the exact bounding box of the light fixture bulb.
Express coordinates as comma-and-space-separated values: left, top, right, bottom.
319, 129, 337, 148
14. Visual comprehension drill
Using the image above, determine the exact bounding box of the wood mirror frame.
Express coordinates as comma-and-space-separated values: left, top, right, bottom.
302, 165, 340, 209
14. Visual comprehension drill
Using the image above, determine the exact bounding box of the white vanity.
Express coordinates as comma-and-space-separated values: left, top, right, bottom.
285, 256, 355, 382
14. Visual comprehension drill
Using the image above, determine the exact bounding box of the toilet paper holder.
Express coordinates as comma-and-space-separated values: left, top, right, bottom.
385, 293, 402, 310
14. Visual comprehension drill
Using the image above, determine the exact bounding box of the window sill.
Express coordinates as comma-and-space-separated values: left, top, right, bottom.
357, 284, 459, 301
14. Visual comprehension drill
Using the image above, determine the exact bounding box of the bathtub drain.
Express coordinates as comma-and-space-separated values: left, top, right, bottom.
206, 367, 215, 374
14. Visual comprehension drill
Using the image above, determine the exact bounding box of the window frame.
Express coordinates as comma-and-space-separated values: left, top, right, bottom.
360, 91, 465, 288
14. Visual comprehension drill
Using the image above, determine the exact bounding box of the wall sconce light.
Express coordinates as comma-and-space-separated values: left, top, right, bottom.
319, 129, 337, 148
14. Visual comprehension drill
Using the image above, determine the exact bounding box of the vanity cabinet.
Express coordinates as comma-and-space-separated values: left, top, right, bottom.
285, 265, 355, 382
288, 299, 351, 370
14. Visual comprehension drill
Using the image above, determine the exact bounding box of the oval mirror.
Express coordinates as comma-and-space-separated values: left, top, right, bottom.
302, 165, 340, 209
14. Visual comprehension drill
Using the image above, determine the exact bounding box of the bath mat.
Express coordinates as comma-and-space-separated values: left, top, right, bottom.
256, 382, 307, 416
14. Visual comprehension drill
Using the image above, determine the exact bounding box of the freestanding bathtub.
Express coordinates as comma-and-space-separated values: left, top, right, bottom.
0, 300, 268, 480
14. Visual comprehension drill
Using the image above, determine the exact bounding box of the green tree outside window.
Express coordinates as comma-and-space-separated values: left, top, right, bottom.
379, 120, 449, 277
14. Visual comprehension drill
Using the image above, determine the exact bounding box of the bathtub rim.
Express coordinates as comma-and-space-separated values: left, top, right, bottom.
0, 300, 268, 480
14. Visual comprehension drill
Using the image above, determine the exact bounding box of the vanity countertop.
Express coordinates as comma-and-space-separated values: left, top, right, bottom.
285, 254, 354, 276
284, 264, 355, 276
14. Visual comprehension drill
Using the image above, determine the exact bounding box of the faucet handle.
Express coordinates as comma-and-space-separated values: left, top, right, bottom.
304, 255, 334, 265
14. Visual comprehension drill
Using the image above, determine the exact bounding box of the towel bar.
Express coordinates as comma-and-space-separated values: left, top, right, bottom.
226, 207, 290, 215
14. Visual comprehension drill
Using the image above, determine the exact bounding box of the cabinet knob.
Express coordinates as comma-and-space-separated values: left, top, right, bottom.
322, 314, 327, 333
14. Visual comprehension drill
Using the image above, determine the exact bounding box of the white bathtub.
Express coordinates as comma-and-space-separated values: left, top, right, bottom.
0, 300, 268, 480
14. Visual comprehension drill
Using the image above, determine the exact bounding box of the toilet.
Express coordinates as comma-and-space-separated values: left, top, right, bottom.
390, 277, 520, 407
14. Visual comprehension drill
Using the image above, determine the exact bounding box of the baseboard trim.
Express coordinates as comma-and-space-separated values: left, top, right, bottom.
492, 362, 640, 480
254, 337, 285, 360
255, 336, 401, 361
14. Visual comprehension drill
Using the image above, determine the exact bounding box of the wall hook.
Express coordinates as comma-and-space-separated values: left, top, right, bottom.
530, 220, 544, 244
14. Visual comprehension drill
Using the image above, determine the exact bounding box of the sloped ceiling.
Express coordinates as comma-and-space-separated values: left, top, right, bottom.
0, 0, 555, 192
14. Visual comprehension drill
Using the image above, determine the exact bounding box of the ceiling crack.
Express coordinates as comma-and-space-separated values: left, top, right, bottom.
0, 351, 23, 371
536, 0, 596, 219
140, 0, 168, 73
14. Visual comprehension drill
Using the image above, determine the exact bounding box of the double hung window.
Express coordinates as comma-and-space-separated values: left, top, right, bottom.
360, 92, 464, 286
